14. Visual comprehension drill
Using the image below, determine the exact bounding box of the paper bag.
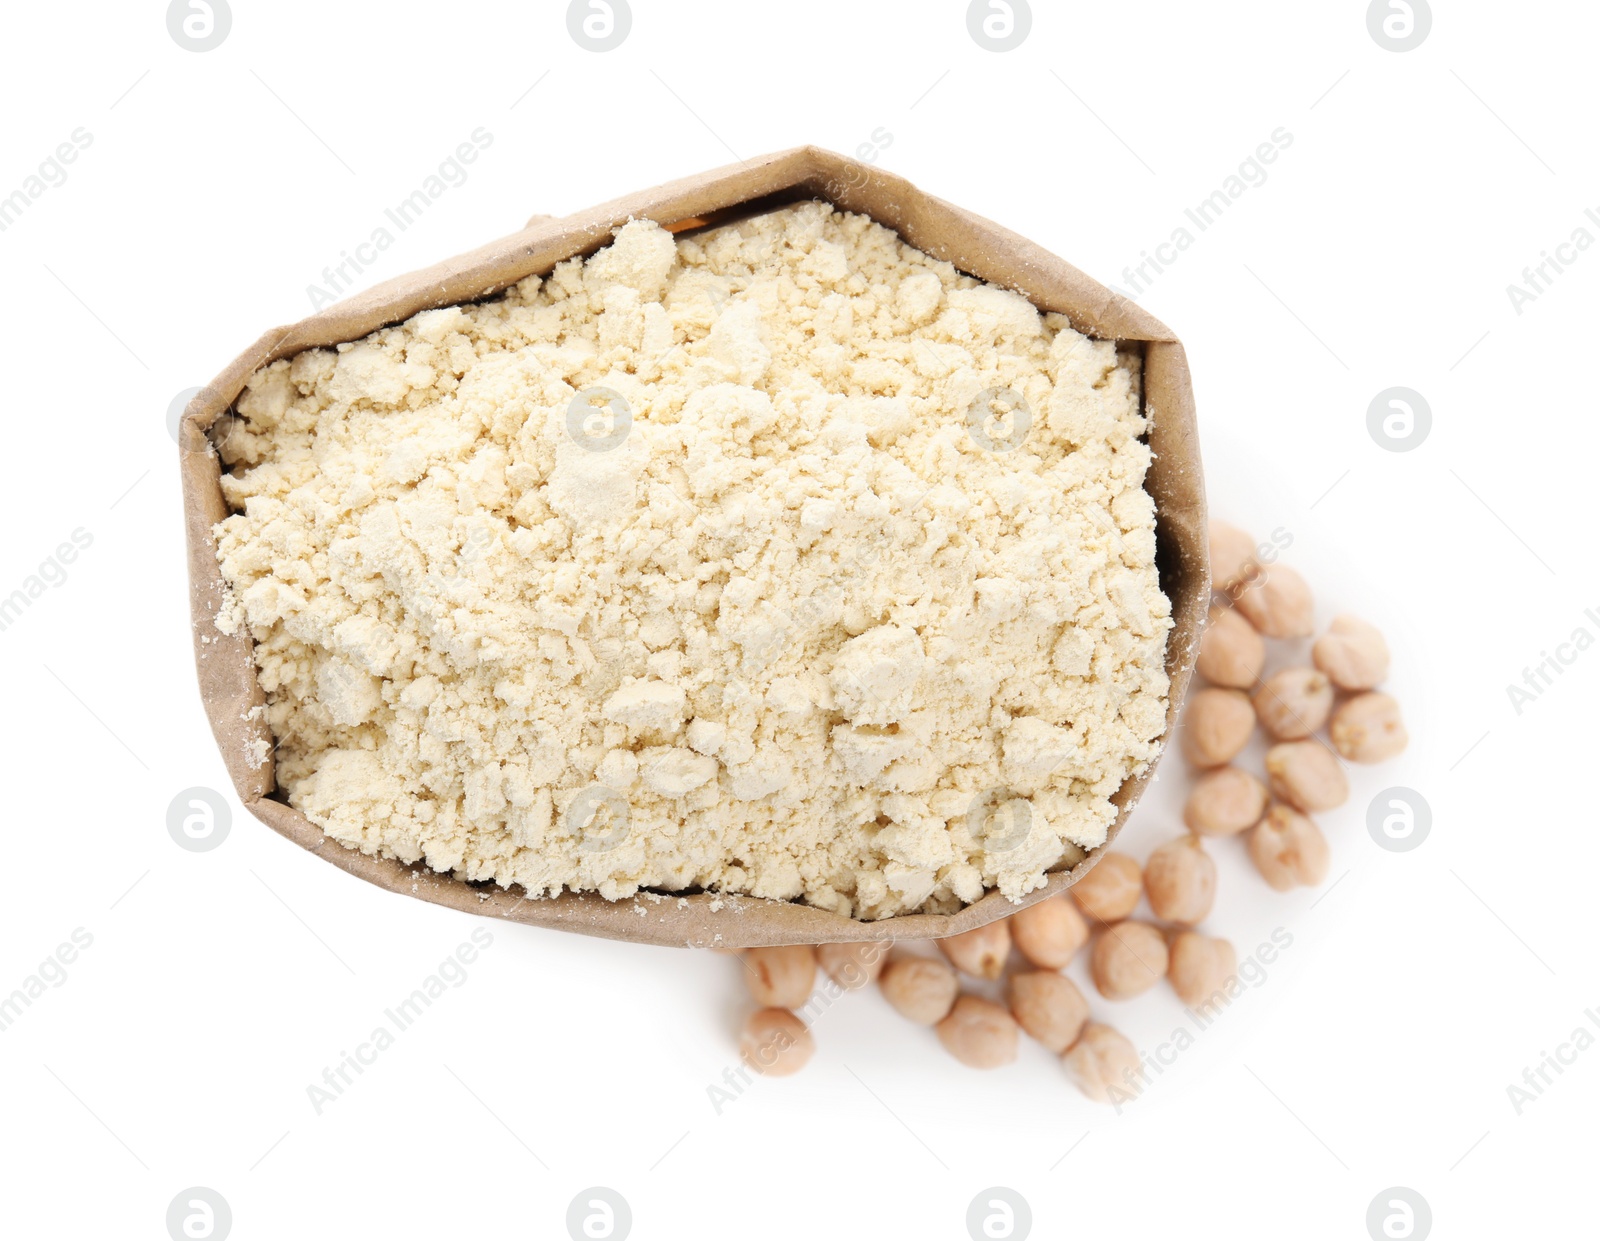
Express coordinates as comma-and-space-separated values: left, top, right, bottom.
180, 146, 1208, 948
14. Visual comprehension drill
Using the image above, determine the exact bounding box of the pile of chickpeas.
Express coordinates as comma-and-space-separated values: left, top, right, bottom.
729, 522, 1407, 1102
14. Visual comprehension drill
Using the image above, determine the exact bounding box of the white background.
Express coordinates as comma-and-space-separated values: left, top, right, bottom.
0, 1, 1594, 1238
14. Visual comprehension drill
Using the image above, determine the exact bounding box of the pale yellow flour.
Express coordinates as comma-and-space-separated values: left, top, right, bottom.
213, 202, 1170, 918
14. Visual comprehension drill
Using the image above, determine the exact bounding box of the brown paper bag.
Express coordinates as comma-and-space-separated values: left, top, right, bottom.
181, 146, 1208, 949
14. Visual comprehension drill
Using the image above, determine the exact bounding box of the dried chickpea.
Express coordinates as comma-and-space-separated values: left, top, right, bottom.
1167, 931, 1239, 1008
1184, 766, 1268, 836
1011, 894, 1089, 969
739, 1008, 814, 1077
1265, 741, 1349, 812
1313, 614, 1390, 690
1253, 667, 1334, 740
816, 941, 889, 991
936, 995, 1020, 1069
1197, 604, 1266, 688
879, 956, 960, 1025
1330, 692, 1408, 762
1008, 970, 1090, 1053
742, 945, 816, 1009
1235, 563, 1314, 638
936, 920, 1011, 980
1181, 687, 1256, 767
1090, 921, 1170, 1000
1062, 1022, 1142, 1104
1209, 521, 1258, 592
1143, 835, 1217, 925
1248, 804, 1330, 891
1071, 852, 1143, 922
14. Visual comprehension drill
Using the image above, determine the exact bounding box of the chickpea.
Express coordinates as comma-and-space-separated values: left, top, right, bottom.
1143, 835, 1217, 925
742, 945, 817, 1009
1330, 692, 1408, 763
1181, 687, 1256, 767
1008, 970, 1090, 1053
1184, 766, 1268, 836
936, 994, 1020, 1069
740, 1008, 814, 1077
936, 919, 1011, 980
1167, 931, 1238, 1008
1209, 521, 1258, 592
1235, 563, 1314, 639
1062, 1022, 1143, 1105
879, 955, 960, 1025
816, 941, 890, 991
1071, 852, 1143, 922
1265, 740, 1349, 812
1248, 804, 1330, 891
1197, 604, 1266, 688
1253, 667, 1334, 740
1011, 894, 1089, 969
1090, 921, 1170, 1000
1313, 614, 1390, 690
